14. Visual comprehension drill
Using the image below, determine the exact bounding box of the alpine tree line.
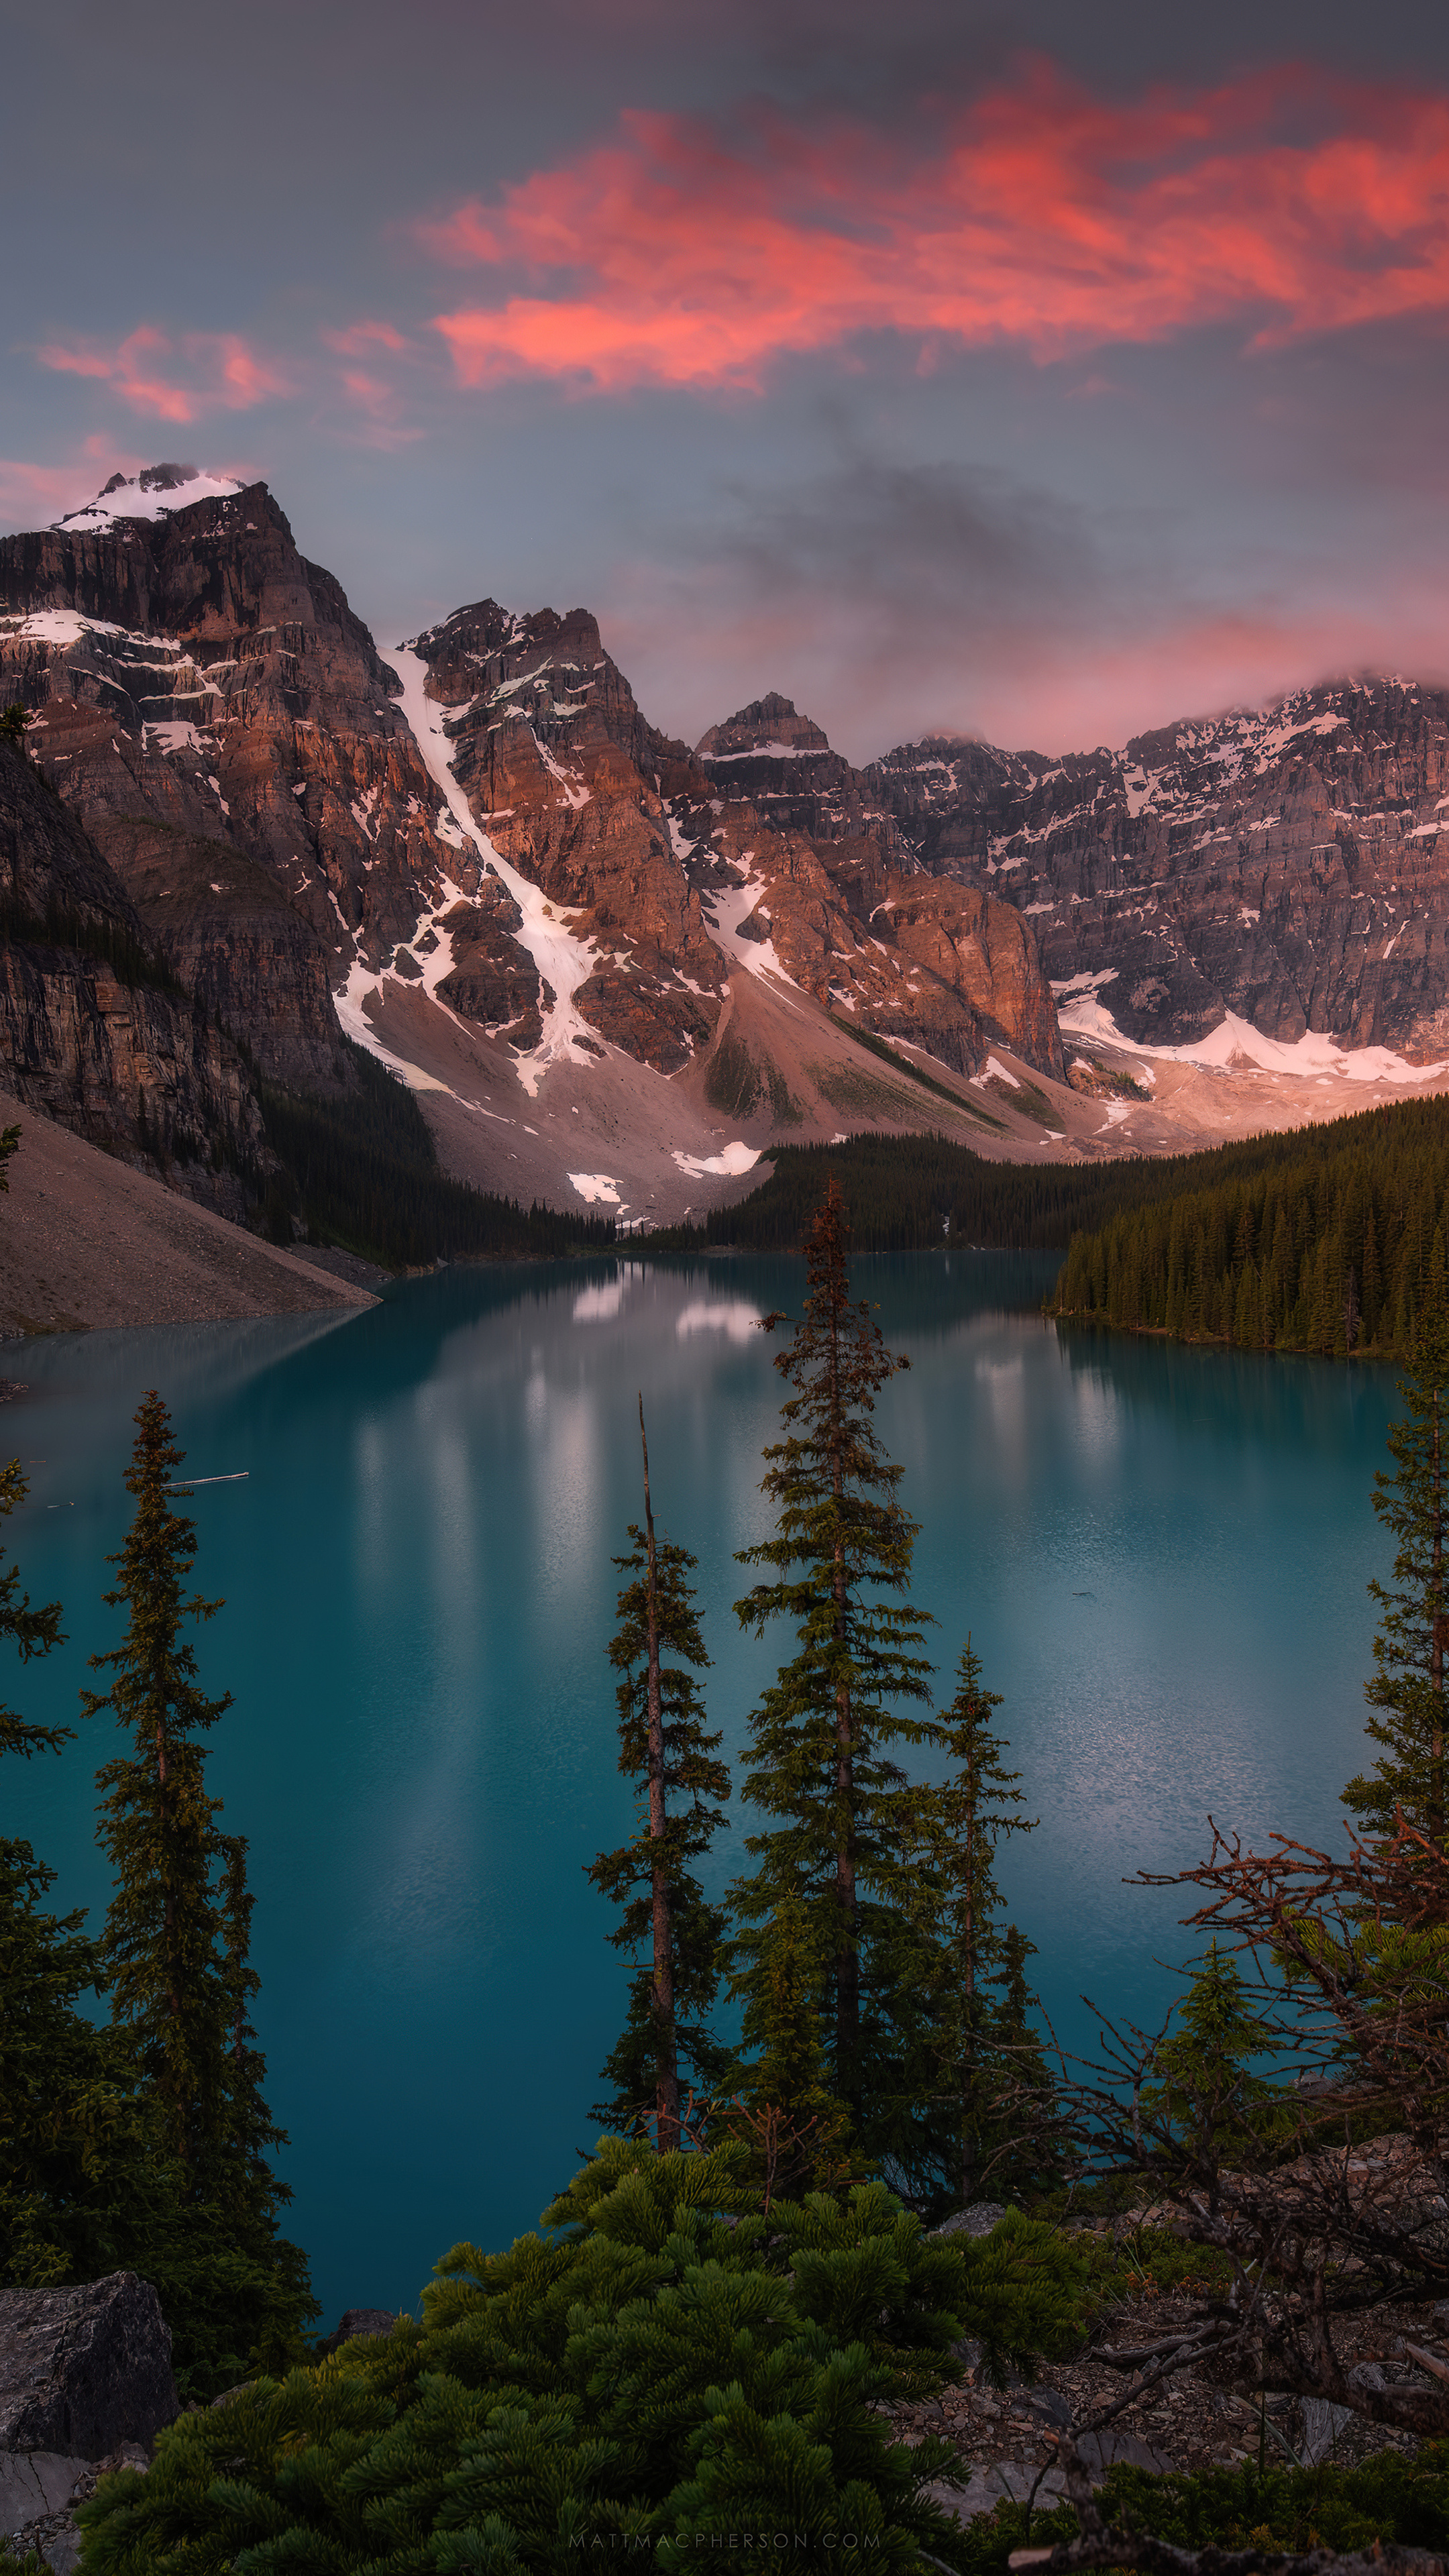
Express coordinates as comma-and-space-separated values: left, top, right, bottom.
1048, 1092, 1449, 1358
651, 1096, 1449, 1265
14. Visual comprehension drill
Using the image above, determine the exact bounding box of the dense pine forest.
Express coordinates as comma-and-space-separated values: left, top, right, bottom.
653, 1104, 1449, 1269
1046, 1092, 1449, 1356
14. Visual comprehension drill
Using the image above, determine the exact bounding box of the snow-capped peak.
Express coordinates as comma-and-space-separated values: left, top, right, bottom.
52, 463, 245, 535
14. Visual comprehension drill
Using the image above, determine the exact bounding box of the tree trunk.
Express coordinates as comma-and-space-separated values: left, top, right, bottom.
1423, 1391, 1433, 1854
1434, 1388, 1444, 1849
639, 1398, 679, 2151
827, 1226, 859, 2112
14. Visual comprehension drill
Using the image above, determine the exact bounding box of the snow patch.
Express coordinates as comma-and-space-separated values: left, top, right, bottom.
53, 466, 243, 534
1058, 994, 1448, 1087
386, 643, 600, 1096
702, 862, 800, 997
672, 1140, 762, 1179
568, 1171, 621, 1205
144, 720, 205, 757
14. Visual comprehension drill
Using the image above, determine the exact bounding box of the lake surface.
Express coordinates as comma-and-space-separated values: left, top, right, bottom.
4, 1254, 1401, 2327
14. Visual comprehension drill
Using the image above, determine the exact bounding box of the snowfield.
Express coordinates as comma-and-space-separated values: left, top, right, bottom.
382, 643, 604, 1097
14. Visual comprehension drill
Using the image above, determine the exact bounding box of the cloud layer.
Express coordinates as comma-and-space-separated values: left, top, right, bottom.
419, 64, 1449, 392
34, 327, 291, 423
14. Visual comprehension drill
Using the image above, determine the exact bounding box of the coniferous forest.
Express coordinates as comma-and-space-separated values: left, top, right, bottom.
1046, 1095, 1449, 1357
13, 1179, 1449, 2571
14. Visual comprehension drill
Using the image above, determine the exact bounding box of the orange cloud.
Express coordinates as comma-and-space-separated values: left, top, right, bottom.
34, 326, 291, 421
418, 64, 1449, 391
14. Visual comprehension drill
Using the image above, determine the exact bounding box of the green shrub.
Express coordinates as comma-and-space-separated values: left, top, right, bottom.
78, 2142, 1089, 2572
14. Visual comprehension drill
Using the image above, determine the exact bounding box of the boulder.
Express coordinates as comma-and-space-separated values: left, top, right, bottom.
3, 2443, 149, 2576
1075, 2426, 1177, 2478
0, 2274, 177, 2459
930, 2202, 1007, 2241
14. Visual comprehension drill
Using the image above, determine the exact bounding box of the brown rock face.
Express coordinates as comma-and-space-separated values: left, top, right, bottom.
696, 691, 902, 855
0, 482, 499, 1085
0, 738, 264, 1195
662, 753, 1063, 1083
867, 683, 1449, 1055
3, 480, 1065, 1155
413, 601, 726, 1072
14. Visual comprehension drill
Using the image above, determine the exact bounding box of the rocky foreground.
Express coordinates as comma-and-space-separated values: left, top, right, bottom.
4, 2223, 1438, 2573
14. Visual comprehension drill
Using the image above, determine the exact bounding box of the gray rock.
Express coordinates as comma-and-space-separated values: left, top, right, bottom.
7, 2443, 149, 2575
931, 2203, 1007, 2241
0, 2448, 87, 2529
927, 2462, 1067, 2522
1075, 2428, 1176, 2479
316, 2307, 397, 2358
1026, 2388, 1072, 2431
1301, 2398, 1354, 2465
0, 2275, 176, 2459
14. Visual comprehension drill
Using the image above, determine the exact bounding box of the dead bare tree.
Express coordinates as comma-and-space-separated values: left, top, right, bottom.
1034, 1820, 1449, 2449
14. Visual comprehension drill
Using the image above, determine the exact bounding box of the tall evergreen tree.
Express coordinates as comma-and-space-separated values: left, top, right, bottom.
81, 1391, 314, 2386
731, 1179, 934, 2122
83, 1393, 234, 2176
0, 1456, 66, 1774
902, 1639, 1040, 2209
1345, 1248, 1449, 1846
0, 1458, 131, 2289
588, 1401, 731, 2148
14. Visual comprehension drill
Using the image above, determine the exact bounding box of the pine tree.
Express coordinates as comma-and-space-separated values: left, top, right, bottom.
0, 1457, 66, 1775
0, 1458, 132, 2288
1344, 1254, 1449, 1846
989, 1922, 1064, 2198
80, 1391, 314, 2387
727, 1878, 851, 2206
83, 1392, 234, 2176
731, 1179, 934, 2123
588, 1401, 730, 2149
885, 1640, 1047, 2214
1142, 1941, 1282, 2163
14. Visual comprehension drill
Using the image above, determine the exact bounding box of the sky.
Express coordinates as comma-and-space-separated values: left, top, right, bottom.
4, 0, 1448, 763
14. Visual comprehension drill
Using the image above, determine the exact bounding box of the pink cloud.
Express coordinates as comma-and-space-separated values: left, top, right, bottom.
0, 436, 160, 535
34, 326, 292, 421
323, 320, 413, 357
416, 65, 1449, 392
319, 319, 426, 447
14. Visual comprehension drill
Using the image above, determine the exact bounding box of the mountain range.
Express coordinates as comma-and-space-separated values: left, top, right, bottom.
3, 464, 1448, 1239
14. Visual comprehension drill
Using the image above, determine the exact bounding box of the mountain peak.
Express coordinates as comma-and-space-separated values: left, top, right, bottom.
696, 693, 833, 761
52, 464, 246, 535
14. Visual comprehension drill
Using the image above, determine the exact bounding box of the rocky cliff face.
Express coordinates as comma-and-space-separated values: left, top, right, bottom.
0, 738, 265, 1197
414, 623, 1064, 1083
1, 470, 1065, 1165
0, 476, 471, 1087
412, 601, 726, 1072
695, 692, 902, 855
866, 684, 1449, 1056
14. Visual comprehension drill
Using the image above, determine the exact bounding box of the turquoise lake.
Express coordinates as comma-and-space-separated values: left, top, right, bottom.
3, 1252, 1401, 2328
